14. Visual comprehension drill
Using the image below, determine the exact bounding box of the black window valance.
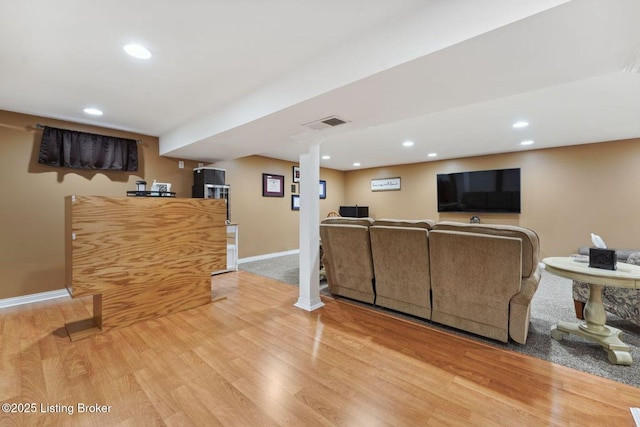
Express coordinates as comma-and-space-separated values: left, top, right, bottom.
38, 126, 138, 171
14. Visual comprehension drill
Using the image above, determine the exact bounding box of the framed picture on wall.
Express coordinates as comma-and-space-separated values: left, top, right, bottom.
319, 180, 326, 199
371, 177, 401, 191
292, 166, 300, 183
291, 194, 300, 210
262, 173, 285, 197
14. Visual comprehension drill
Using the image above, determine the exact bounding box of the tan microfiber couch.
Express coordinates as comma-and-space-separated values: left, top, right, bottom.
370, 220, 434, 318
430, 222, 541, 344
320, 218, 540, 344
320, 217, 376, 304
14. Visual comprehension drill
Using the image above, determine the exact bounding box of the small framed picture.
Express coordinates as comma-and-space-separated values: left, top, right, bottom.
262, 173, 285, 197
291, 194, 300, 210
319, 180, 326, 199
292, 166, 300, 183
371, 177, 401, 192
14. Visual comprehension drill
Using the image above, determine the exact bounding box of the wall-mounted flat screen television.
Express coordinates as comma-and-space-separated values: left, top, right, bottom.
437, 168, 521, 213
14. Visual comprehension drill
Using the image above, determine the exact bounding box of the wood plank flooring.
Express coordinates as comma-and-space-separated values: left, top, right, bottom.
1, 271, 638, 426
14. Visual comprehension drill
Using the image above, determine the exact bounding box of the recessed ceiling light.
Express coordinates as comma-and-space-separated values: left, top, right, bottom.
513, 121, 529, 128
322, 155, 331, 160
427, 153, 437, 157
123, 43, 152, 60
520, 140, 534, 146
353, 162, 361, 167
402, 141, 414, 147
83, 107, 103, 116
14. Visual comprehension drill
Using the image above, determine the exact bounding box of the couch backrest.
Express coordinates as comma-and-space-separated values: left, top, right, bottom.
370, 225, 432, 317
321, 217, 374, 227
432, 221, 539, 278
372, 219, 435, 229
319, 223, 375, 302
428, 229, 523, 342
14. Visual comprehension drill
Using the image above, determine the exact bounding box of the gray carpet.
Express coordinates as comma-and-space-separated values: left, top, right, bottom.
240, 254, 640, 388
239, 255, 302, 286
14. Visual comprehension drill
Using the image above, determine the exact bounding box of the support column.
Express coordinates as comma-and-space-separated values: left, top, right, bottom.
295, 142, 324, 311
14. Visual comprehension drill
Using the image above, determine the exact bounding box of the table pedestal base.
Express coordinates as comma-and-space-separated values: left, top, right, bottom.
551, 321, 633, 365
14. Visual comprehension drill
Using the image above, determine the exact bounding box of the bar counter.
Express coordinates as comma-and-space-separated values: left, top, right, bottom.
65, 196, 226, 340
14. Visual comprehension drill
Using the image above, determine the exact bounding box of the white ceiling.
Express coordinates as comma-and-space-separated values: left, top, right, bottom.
2, 0, 639, 171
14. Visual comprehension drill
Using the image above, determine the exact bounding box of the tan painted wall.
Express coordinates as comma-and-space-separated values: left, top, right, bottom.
0, 110, 203, 299
210, 156, 345, 259
2, 108, 639, 299
344, 138, 640, 258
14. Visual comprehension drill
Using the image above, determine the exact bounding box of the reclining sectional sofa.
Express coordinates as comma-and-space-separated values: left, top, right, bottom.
319, 218, 541, 344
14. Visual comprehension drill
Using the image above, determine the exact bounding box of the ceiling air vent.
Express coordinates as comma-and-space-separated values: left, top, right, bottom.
303, 115, 349, 131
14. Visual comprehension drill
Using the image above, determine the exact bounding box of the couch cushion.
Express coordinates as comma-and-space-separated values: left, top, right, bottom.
432, 221, 539, 278
372, 219, 434, 229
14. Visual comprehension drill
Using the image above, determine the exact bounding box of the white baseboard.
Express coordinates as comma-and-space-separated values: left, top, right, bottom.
238, 249, 300, 264
0, 289, 70, 309
3, 250, 302, 308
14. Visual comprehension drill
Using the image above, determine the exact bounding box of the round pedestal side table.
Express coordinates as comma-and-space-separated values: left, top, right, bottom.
542, 256, 640, 365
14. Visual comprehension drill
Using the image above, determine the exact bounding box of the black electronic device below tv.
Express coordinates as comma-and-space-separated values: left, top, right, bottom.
339, 205, 369, 218
437, 168, 521, 213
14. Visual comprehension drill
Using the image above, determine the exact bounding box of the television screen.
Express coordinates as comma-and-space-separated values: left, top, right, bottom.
437, 168, 521, 213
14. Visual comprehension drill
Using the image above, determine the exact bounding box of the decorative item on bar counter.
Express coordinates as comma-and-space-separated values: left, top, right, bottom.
589, 232, 616, 270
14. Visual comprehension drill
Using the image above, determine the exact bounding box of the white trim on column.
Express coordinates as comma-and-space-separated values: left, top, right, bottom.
0, 289, 70, 309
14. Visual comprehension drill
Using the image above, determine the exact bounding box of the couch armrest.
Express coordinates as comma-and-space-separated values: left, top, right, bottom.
627, 252, 640, 266
509, 268, 541, 344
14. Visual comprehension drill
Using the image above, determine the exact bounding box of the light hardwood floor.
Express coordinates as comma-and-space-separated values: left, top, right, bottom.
1, 271, 638, 426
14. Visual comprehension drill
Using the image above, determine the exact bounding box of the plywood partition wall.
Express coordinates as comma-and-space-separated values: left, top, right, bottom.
65, 196, 226, 340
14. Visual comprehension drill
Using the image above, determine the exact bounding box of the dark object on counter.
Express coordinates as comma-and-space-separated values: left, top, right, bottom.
589, 248, 617, 270
126, 191, 176, 197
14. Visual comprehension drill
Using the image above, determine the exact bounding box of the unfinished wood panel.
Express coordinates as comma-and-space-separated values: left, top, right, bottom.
65, 196, 226, 339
